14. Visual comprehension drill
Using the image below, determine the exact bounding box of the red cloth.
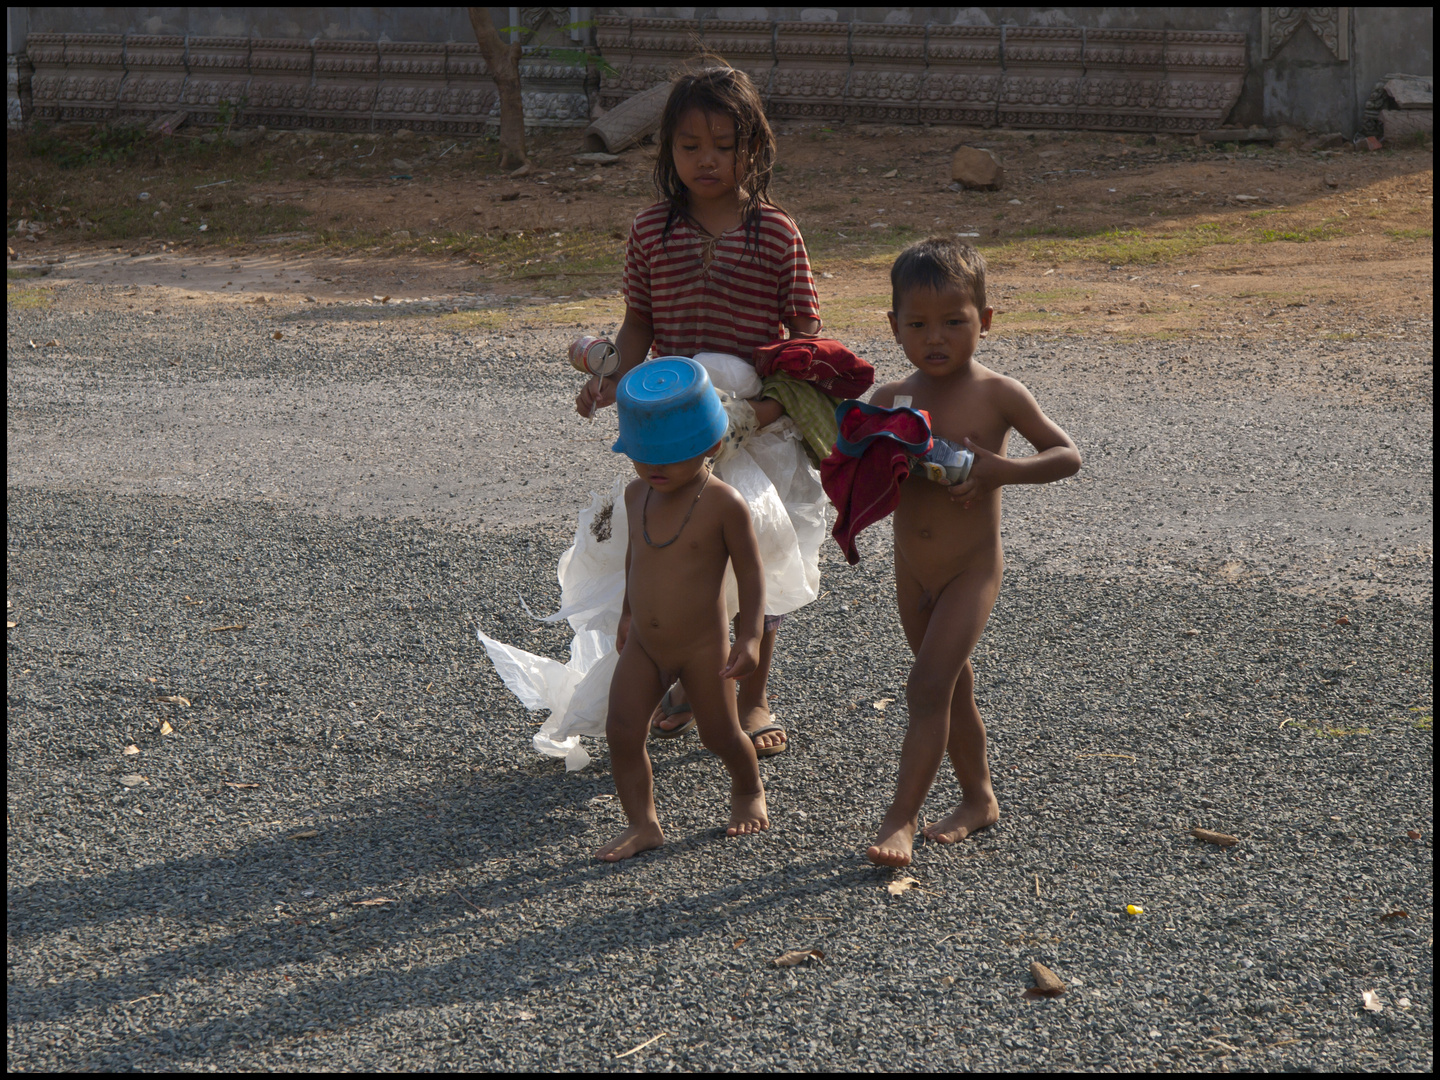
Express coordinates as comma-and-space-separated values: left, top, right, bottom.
752, 337, 875, 399
820, 406, 932, 564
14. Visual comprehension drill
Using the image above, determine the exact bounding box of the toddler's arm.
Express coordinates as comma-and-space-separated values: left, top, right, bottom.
948, 380, 1081, 506
576, 306, 654, 418
718, 490, 765, 680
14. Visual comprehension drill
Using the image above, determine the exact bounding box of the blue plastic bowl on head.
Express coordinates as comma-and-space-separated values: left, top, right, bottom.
612, 357, 728, 465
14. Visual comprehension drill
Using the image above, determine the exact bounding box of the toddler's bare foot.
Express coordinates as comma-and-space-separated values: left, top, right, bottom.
867, 813, 917, 867
727, 787, 769, 836
922, 794, 999, 844
594, 823, 664, 862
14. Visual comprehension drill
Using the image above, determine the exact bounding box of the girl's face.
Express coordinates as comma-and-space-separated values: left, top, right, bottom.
672, 108, 740, 206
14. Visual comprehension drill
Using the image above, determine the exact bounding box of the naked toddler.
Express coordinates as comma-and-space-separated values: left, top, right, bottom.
596, 357, 770, 862
866, 239, 1082, 867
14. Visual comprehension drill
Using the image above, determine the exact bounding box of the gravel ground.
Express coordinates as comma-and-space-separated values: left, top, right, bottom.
7, 285, 1434, 1071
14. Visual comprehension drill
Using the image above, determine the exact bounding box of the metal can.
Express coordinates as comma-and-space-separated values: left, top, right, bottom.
912, 437, 975, 486
569, 335, 620, 378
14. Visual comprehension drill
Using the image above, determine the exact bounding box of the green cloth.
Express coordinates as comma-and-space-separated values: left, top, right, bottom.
760, 371, 842, 468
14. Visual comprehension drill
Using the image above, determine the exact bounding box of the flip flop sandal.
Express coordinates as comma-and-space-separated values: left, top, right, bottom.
649, 689, 697, 739
747, 723, 788, 758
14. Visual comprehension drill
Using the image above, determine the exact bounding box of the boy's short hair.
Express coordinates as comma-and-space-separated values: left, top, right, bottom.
890, 237, 988, 312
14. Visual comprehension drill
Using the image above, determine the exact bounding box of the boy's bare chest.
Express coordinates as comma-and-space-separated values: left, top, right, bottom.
906, 384, 1009, 453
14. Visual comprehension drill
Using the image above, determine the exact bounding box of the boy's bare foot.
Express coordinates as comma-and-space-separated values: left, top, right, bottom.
727, 788, 769, 836
594, 823, 664, 862
867, 813, 917, 867
922, 795, 999, 844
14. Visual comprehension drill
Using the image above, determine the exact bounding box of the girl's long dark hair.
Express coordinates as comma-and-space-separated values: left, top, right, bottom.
654, 62, 778, 253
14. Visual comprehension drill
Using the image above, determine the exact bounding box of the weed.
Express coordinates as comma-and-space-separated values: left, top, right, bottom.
1412, 714, 1433, 732
1314, 726, 1371, 738
1255, 223, 1341, 243
1386, 227, 1432, 240
7, 285, 54, 310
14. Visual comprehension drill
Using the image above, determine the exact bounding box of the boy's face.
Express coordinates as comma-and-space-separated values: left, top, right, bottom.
888, 284, 993, 378
630, 448, 713, 493
673, 108, 740, 204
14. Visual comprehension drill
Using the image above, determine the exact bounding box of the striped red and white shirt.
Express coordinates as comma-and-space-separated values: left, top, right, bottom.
622, 202, 820, 360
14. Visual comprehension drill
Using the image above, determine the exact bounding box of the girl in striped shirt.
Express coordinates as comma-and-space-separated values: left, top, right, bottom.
576, 64, 824, 758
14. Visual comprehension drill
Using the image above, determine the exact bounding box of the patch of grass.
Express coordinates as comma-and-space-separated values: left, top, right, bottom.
1386, 227, 1432, 240
1411, 713, 1432, 732
6, 284, 54, 310
995, 223, 1237, 266
1314, 725, 1372, 738
1322, 331, 1361, 341
1245, 207, 1294, 218
1255, 223, 1343, 243
7, 267, 50, 280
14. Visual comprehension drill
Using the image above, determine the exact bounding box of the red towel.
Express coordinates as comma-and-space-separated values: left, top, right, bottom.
752, 337, 876, 399
820, 405, 932, 564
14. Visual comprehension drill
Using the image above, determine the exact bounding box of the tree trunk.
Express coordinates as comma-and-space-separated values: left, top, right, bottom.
467, 7, 530, 174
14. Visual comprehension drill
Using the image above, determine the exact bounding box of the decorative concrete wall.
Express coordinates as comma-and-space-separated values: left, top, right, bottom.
7, 7, 1433, 136
597, 16, 1247, 132
17, 34, 591, 133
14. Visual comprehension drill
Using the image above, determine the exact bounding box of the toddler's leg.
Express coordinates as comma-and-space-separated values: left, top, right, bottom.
682, 659, 768, 837
921, 655, 1000, 844
869, 560, 1000, 867
595, 639, 668, 862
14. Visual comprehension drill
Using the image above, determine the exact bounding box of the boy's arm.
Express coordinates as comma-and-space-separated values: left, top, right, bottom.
948, 379, 1081, 506
577, 305, 654, 417
718, 491, 765, 680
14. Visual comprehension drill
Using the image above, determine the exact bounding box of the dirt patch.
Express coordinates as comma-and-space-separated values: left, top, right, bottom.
8, 123, 1432, 342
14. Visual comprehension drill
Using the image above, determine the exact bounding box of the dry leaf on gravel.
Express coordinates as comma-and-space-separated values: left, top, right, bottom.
351, 897, 397, 907
886, 877, 922, 896
873, 698, 893, 711
156, 695, 190, 707
159, 719, 174, 736
940, 975, 955, 986
1361, 990, 1383, 1013
732, 937, 747, 949
224, 781, 259, 789
272, 331, 283, 340
118, 774, 147, 787
513, 1010, 535, 1021
288, 829, 319, 840
772, 949, 824, 967
6, 621, 15, 628
1406, 829, 1420, 840
1379, 910, 1410, 921
1191, 827, 1239, 847
123, 744, 140, 755
614, 1032, 667, 1059
1335, 615, 1351, 625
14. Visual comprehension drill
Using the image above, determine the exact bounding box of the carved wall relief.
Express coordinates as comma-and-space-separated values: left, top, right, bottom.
920, 27, 1002, 126
1263, 7, 1350, 61
54, 34, 125, 122
246, 39, 312, 129
185, 37, 252, 126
